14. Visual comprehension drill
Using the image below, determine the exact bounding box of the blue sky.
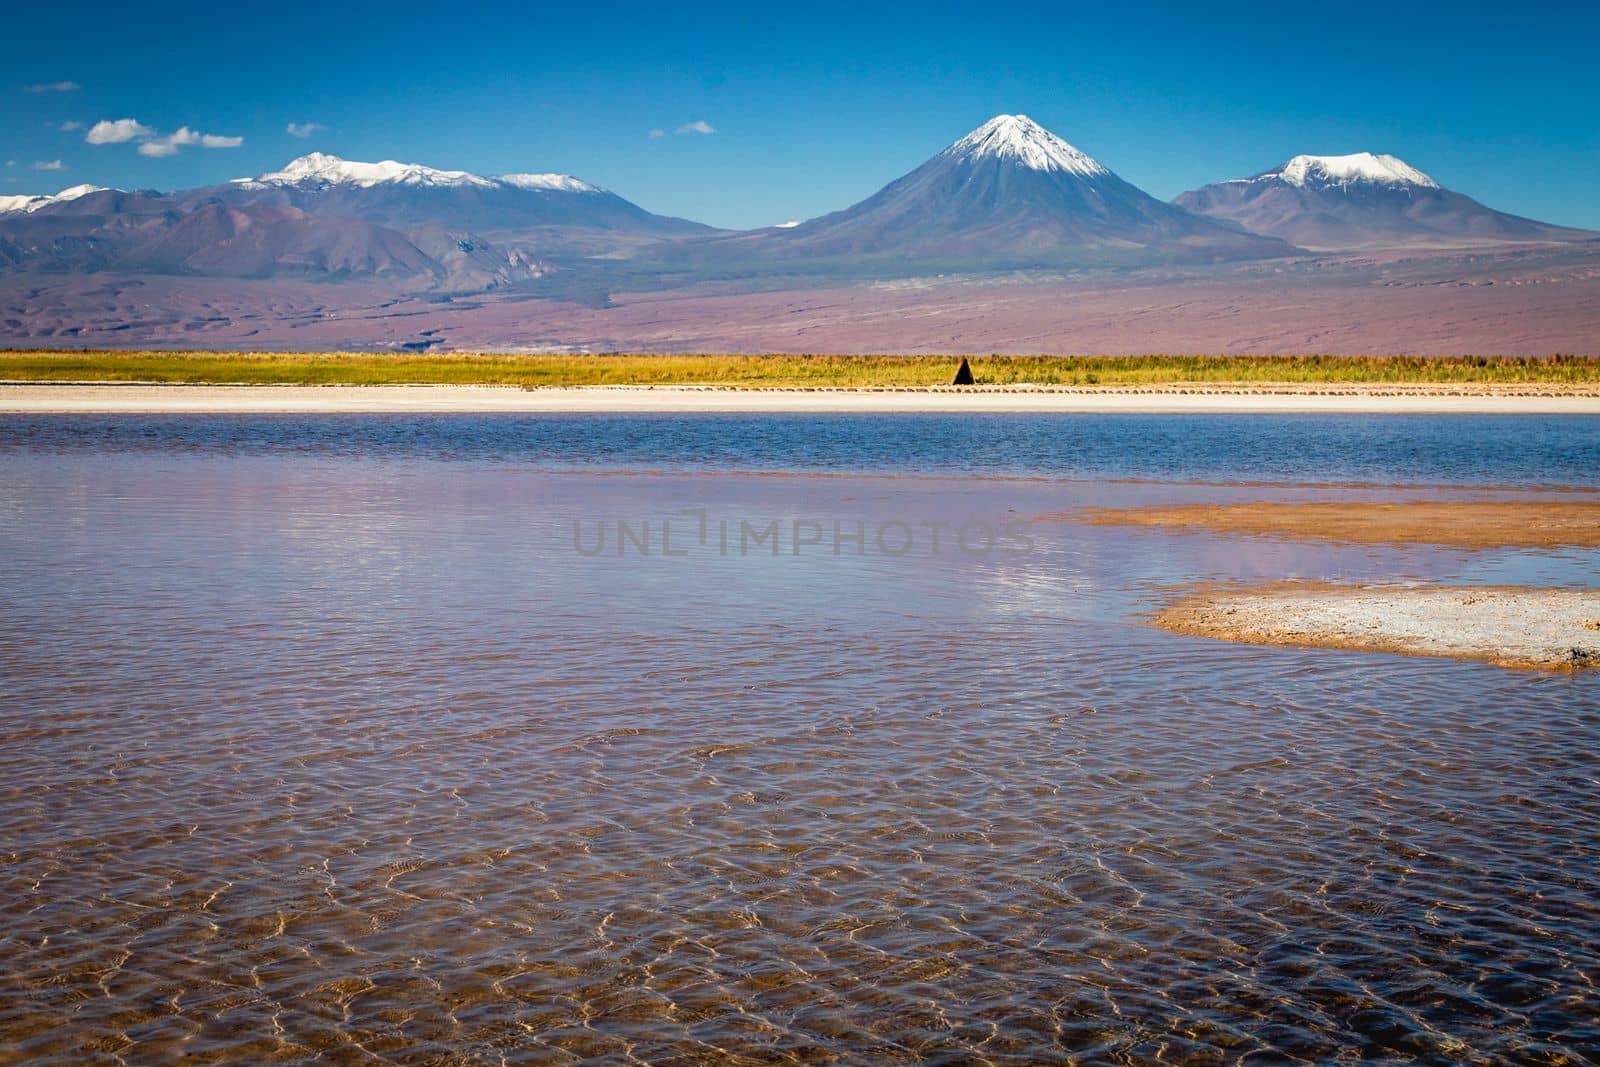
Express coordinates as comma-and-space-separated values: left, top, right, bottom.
6, 1, 1598, 230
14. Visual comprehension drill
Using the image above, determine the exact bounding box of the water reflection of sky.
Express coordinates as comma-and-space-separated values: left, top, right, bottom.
5, 412, 1600, 486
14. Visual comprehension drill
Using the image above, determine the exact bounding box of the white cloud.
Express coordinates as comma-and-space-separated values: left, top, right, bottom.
676, 120, 715, 136
286, 121, 323, 138
58, 120, 83, 132
86, 118, 154, 144
648, 128, 665, 139
86, 118, 242, 156
137, 127, 244, 156
34, 160, 65, 171
23, 80, 79, 94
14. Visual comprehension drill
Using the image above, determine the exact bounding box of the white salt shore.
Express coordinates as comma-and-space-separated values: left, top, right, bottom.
4, 383, 1600, 414
1156, 584, 1600, 670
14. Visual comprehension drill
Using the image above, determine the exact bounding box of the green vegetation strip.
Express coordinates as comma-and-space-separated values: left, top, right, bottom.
3, 351, 1598, 388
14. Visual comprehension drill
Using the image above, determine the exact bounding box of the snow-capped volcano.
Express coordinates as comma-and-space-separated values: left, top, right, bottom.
941, 114, 1110, 178
730, 113, 1295, 269
1176, 152, 1593, 250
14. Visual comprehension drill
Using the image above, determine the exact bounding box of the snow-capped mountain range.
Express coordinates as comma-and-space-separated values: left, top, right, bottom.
0, 152, 701, 287
2, 116, 1593, 291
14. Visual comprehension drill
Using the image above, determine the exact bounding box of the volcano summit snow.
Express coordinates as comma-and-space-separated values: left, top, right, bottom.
244, 153, 502, 190
239, 153, 603, 195
1176, 153, 1593, 250
1273, 153, 1441, 190
208, 153, 700, 235
940, 114, 1110, 177
0, 184, 111, 216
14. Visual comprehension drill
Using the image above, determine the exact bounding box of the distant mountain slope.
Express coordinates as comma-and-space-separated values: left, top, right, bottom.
0, 188, 545, 288
699, 115, 1299, 271
1175, 153, 1595, 250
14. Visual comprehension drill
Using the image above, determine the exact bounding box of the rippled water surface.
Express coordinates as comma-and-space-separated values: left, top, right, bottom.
2, 415, 1598, 1064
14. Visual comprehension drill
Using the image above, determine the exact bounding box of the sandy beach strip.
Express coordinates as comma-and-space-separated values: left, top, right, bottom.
1153, 583, 1600, 670
1071, 500, 1600, 549
4, 383, 1600, 414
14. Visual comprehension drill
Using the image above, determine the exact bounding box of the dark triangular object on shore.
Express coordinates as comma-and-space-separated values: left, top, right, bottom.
952, 357, 975, 385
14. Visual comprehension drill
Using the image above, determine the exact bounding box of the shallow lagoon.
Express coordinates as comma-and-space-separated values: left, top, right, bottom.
2, 415, 1597, 1062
